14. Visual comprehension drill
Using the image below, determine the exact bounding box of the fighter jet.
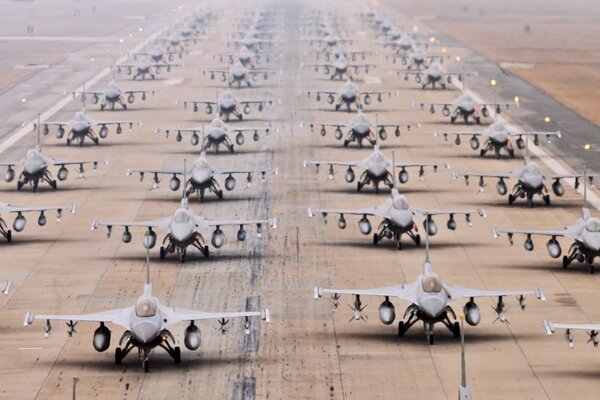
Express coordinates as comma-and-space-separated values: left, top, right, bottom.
309, 111, 419, 147
39, 108, 140, 146
302, 55, 375, 80
397, 62, 476, 90
314, 229, 545, 344
91, 193, 276, 262
493, 177, 600, 272
308, 187, 485, 249
389, 48, 448, 70
158, 117, 272, 153
309, 34, 352, 50
127, 153, 276, 202
544, 320, 600, 351
0, 202, 75, 242
228, 35, 277, 52
453, 156, 596, 207
435, 120, 561, 158
154, 34, 197, 52
416, 92, 514, 124
132, 47, 187, 63
307, 79, 392, 112
214, 46, 277, 69
24, 254, 270, 372
204, 61, 274, 88
311, 47, 370, 62
115, 60, 180, 81
0, 131, 107, 191
74, 81, 154, 111
178, 90, 273, 122
303, 145, 445, 192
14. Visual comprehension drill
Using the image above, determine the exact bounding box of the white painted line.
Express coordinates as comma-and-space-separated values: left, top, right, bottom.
0, 30, 164, 156
364, 76, 382, 84
164, 77, 184, 86
0, 36, 120, 43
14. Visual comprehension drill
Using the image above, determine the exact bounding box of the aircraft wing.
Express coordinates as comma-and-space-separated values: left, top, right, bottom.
93, 120, 141, 128
162, 306, 269, 326
127, 167, 185, 180
91, 217, 172, 231
239, 99, 273, 106
308, 205, 388, 219
543, 320, 600, 347
412, 207, 486, 220
444, 284, 545, 302
303, 159, 361, 169
73, 89, 103, 97
0, 203, 75, 216
24, 307, 133, 332
492, 223, 581, 241
0, 161, 22, 168
47, 158, 106, 169
315, 281, 419, 303
201, 216, 275, 229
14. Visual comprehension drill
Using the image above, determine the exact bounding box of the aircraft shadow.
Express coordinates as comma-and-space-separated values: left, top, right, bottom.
454, 198, 584, 210
167, 148, 270, 156
335, 329, 534, 345
500, 260, 597, 275
322, 185, 432, 195
143, 194, 260, 205
0, 185, 86, 194
318, 239, 485, 251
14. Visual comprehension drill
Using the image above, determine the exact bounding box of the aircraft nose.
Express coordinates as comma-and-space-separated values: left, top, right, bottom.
192, 170, 210, 184
419, 295, 446, 318
132, 320, 159, 344
171, 225, 192, 243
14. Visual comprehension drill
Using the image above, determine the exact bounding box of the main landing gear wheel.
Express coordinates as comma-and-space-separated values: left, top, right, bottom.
373, 233, 379, 245
452, 322, 460, 338
6, 230, 11, 243
428, 333, 434, 345
93, 137, 100, 145
543, 195, 551, 206
414, 234, 421, 247
203, 245, 210, 258
217, 190, 224, 200
398, 321, 406, 337
179, 250, 186, 263
143, 359, 149, 373
396, 239, 402, 250
115, 347, 122, 365
50, 180, 57, 190
562, 255, 569, 269
173, 346, 181, 364
508, 148, 515, 158
508, 194, 515, 205
160, 246, 166, 259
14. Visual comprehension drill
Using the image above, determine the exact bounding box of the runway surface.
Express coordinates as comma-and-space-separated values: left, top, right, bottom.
0, 1, 598, 399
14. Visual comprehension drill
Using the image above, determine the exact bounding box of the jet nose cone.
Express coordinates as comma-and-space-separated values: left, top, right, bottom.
132, 320, 160, 344
525, 174, 544, 189
419, 295, 446, 318
171, 225, 192, 243
23, 161, 40, 174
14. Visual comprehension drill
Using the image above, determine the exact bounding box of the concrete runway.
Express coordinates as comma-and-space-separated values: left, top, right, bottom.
0, 1, 598, 399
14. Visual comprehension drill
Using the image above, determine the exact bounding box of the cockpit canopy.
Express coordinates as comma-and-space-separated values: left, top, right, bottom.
343, 81, 354, 89
526, 162, 540, 174
211, 118, 225, 127
392, 194, 410, 210
26, 149, 41, 161
108, 81, 118, 89
370, 152, 384, 163
174, 209, 191, 223
586, 217, 600, 233
422, 273, 443, 293
354, 113, 369, 124
74, 111, 87, 121
135, 296, 157, 317
194, 158, 208, 169
493, 122, 507, 132
461, 94, 473, 103
222, 91, 234, 99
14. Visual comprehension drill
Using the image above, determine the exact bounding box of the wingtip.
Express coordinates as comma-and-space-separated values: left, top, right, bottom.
543, 320, 554, 335
314, 286, 322, 299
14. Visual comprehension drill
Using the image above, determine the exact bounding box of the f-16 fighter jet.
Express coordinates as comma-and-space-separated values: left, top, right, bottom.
314, 229, 544, 344
397, 62, 476, 90
39, 108, 140, 146
308, 79, 391, 112
303, 145, 445, 193
24, 253, 270, 372
310, 111, 419, 147
74, 81, 154, 111
178, 90, 273, 122
91, 192, 276, 262
308, 187, 485, 249
302, 55, 375, 80
158, 117, 272, 153
115, 60, 180, 81
204, 61, 275, 88
127, 153, 276, 202
415, 92, 514, 124
453, 156, 597, 207
435, 120, 561, 158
